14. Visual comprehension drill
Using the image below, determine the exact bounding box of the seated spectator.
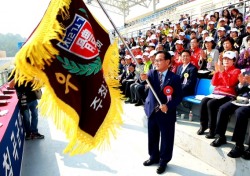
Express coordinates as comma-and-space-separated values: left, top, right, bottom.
124, 55, 144, 101
199, 37, 219, 77
214, 27, 227, 53
165, 34, 175, 52
199, 30, 209, 49
168, 51, 178, 73
156, 44, 164, 51
208, 21, 216, 38
176, 50, 198, 97
238, 35, 250, 70
118, 57, 126, 75
235, 16, 246, 37
190, 38, 204, 69
229, 28, 242, 53
173, 40, 185, 67
178, 32, 190, 49
197, 51, 241, 138
240, 23, 250, 52
210, 72, 250, 160
219, 37, 239, 64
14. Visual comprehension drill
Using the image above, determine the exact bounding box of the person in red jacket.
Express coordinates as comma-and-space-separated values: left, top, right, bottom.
197, 51, 241, 138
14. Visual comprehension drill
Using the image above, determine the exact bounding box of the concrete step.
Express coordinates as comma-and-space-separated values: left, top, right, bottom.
174, 109, 250, 176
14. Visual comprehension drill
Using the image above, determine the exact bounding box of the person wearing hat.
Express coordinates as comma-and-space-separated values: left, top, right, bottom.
173, 40, 185, 67
209, 61, 250, 161
197, 51, 241, 138
199, 30, 209, 50
200, 36, 219, 76
182, 18, 191, 31
214, 27, 227, 53
229, 28, 242, 53
240, 23, 250, 51
189, 38, 204, 69
198, 17, 207, 30
165, 34, 176, 52
178, 32, 190, 50
141, 51, 182, 174
217, 18, 231, 33
238, 36, 250, 70
208, 21, 216, 38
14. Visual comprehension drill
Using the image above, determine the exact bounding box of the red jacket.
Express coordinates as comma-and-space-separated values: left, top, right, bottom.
212, 65, 241, 97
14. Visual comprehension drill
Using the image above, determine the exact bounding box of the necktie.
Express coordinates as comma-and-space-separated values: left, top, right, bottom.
159, 72, 163, 88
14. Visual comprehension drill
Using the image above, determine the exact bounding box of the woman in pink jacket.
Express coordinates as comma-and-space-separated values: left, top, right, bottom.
197, 51, 241, 138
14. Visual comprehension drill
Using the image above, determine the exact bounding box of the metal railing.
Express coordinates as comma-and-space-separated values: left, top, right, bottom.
0, 69, 11, 87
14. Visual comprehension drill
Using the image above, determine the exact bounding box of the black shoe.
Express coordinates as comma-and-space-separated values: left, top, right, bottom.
227, 145, 244, 158
241, 148, 250, 160
143, 159, 159, 166
156, 165, 167, 174
131, 100, 136, 104
31, 132, 45, 139
197, 126, 208, 135
25, 133, 32, 140
210, 136, 227, 147
205, 130, 215, 139
135, 101, 143, 106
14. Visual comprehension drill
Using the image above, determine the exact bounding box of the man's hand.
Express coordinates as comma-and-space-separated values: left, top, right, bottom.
160, 104, 168, 114
140, 73, 148, 81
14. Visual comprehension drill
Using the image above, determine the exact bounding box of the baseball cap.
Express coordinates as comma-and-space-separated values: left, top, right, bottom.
217, 27, 226, 31
167, 34, 173, 37
150, 34, 157, 40
246, 23, 250, 28
222, 51, 236, 59
148, 43, 156, 47
125, 55, 131, 59
149, 50, 157, 57
179, 32, 185, 36
230, 28, 238, 33
208, 21, 215, 25
143, 52, 150, 56
201, 30, 209, 35
175, 40, 184, 45
135, 55, 142, 59
219, 18, 226, 22
204, 36, 214, 42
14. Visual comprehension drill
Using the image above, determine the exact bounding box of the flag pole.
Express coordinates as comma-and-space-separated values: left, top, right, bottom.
95, 0, 162, 106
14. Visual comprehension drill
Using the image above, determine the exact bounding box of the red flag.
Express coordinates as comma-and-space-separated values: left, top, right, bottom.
13, 0, 122, 155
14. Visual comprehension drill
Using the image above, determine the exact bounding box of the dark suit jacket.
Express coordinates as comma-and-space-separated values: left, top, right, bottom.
176, 63, 198, 97
144, 69, 183, 118
164, 41, 175, 52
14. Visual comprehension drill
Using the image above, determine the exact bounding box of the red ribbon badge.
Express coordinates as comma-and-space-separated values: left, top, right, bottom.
163, 86, 173, 96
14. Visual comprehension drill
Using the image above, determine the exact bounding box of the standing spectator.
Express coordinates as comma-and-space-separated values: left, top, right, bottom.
197, 51, 241, 138
141, 51, 182, 174
9, 79, 44, 140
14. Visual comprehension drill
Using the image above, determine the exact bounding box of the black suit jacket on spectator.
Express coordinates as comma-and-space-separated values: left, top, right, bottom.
176, 63, 198, 97
164, 41, 175, 51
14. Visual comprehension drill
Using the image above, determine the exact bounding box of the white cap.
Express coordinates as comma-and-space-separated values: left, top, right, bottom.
204, 36, 214, 42
168, 51, 175, 56
246, 23, 250, 28
183, 18, 188, 22
170, 24, 174, 27
148, 43, 155, 47
131, 46, 136, 50
143, 52, 149, 56
135, 45, 140, 49
150, 34, 157, 40
230, 28, 238, 33
198, 17, 204, 21
217, 27, 226, 31
175, 40, 184, 45
139, 39, 144, 42
135, 55, 142, 59
208, 21, 215, 25
169, 29, 174, 33
223, 51, 236, 59
191, 21, 197, 25
156, 29, 161, 33
201, 30, 209, 34
179, 32, 185, 36
167, 34, 173, 37
149, 50, 157, 57
125, 55, 131, 59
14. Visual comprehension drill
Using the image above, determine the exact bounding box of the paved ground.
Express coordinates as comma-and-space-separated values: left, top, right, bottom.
21, 103, 225, 176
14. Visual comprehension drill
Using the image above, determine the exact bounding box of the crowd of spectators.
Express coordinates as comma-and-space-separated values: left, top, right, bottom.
118, 6, 250, 160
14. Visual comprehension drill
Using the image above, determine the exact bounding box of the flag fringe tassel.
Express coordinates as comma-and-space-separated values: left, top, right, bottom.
13, 0, 123, 155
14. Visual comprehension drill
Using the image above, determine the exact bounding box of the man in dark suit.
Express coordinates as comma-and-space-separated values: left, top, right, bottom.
176, 50, 198, 97
141, 51, 182, 174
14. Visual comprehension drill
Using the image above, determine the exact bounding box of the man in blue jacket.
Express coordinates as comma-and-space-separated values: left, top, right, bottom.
140, 51, 182, 174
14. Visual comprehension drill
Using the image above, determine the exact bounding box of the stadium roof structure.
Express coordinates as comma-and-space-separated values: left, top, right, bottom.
85, 0, 158, 17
